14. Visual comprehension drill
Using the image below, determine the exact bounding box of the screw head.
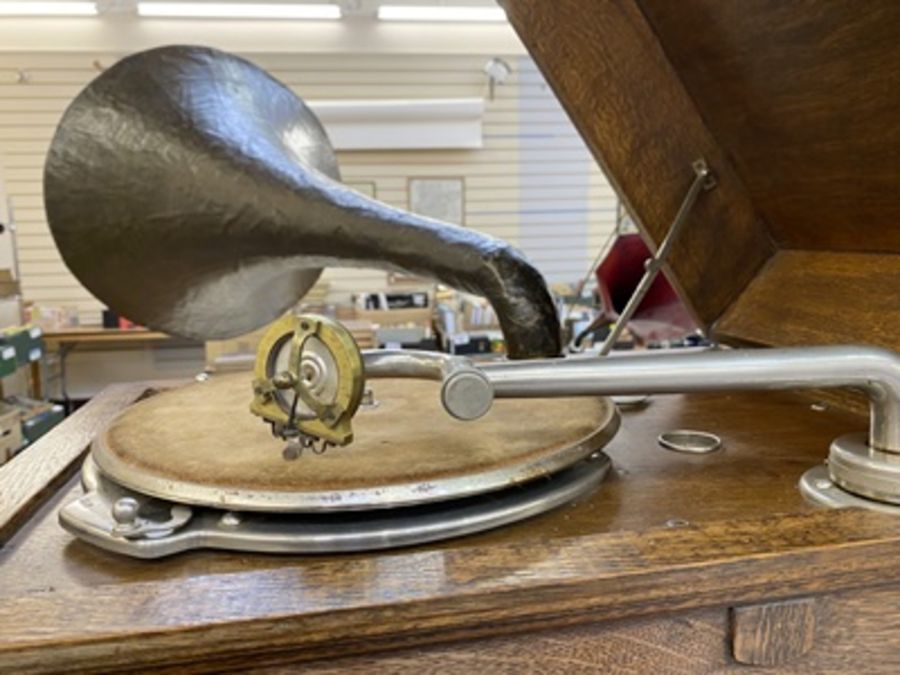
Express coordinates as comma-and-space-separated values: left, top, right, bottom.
272, 371, 297, 389
665, 518, 690, 528
219, 512, 242, 528
112, 497, 140, 525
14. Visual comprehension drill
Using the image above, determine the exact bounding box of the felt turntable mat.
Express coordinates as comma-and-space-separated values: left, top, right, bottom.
92, 373, 619, 511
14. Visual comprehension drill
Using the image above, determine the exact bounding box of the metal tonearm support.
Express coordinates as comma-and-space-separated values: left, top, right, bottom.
477, 347, 900, 452
363, 346, 900, 508
365, 346, 900, 451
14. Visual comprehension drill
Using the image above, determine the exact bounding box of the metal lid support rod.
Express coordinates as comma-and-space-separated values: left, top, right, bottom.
573, 159, 717, 353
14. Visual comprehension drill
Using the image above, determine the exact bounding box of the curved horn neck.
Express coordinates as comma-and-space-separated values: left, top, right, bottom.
280, 174, 562, 360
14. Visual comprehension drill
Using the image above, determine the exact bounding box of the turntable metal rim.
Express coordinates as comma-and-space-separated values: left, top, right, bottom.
60, 452, 611, 558
89, 375, 621, 513
90, 406, 619, 513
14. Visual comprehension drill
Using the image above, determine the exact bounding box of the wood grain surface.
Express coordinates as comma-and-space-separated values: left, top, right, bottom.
731, 598, 817, 666
640, 0, 900, 254
0, 383, 148, 545
43, 328, 174, 345
502, 0, 775, 330
250, 584, 900, 674
3, 385, 899, 673
503, 0, 900, 355
716, 250, 900, 352
254, 608, 731, 674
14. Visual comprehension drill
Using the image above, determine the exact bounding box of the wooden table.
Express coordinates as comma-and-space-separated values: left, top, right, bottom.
42, 327, 174, 347
1, 383, 899, 673
40, 328, 188, 408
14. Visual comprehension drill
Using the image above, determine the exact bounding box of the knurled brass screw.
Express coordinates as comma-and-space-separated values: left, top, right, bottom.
273, 371, 297, 389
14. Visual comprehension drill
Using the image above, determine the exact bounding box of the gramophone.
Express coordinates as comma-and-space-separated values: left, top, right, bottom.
43, 45, 900, 558
5, 2, 900, 670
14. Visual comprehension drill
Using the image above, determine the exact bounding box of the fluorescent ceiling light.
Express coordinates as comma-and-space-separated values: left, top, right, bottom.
0, 2, 97, 15
137, 2, 341, 19
378, 5, 506, 22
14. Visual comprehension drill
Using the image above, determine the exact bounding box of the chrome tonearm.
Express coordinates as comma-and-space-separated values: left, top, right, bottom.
363, 346, 900, 507
367, 346, 900, 449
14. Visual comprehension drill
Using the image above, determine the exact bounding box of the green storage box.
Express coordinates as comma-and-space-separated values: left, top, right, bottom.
5, 395, 64, 446
0, 343, 17, 378
0, 324, 44, 368
21, 404, 64, 444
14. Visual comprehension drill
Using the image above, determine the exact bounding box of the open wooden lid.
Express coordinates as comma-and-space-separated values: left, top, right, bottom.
505, 0, 900, 349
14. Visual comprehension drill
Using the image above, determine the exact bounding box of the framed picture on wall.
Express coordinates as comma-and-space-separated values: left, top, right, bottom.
408, 177, 465, 225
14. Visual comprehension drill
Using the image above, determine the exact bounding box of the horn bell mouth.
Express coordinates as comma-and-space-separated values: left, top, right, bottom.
44, 45, 336, 340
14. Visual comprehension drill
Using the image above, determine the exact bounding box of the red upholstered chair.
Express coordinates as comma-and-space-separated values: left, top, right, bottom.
594, 233, 696, 344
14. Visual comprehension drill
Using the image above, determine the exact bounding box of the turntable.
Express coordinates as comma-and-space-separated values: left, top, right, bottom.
4, 1, 900, 671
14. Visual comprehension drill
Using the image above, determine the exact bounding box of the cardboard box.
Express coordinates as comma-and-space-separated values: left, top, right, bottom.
205, 316, 378, 372
205, 324, 272, 372
0, 296, 22, 329
354, 307, 433, 328
0, 402, 22, 464
0, 269, 20, 298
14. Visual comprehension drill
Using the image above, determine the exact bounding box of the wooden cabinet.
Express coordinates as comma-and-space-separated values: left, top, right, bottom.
3, 385, 899, 672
